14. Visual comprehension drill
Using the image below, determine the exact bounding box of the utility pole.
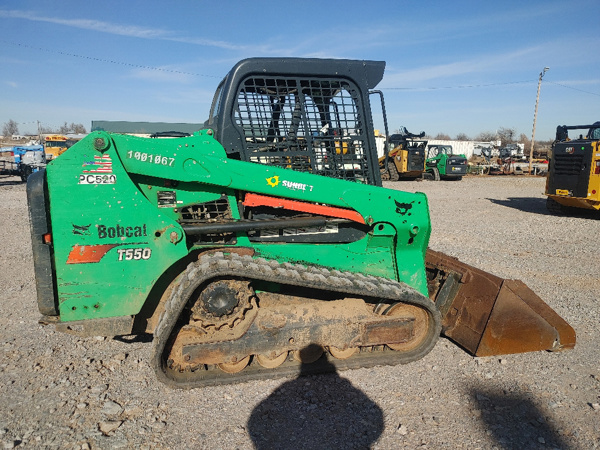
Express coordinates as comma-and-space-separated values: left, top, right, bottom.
529, 67, 549, 175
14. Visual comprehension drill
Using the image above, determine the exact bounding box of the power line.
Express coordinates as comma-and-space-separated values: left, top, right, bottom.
545, 81, 600, 97
382, 80, 534, 91
5, 39, 600, 95
383, 79, 600, 95
2, 40, 221, 79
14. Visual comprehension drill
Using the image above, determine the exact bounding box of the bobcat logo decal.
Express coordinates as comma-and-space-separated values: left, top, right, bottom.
72, 224, 92, 236
394, 200, 413, 216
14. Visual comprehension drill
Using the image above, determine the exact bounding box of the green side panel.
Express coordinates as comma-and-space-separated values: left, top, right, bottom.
251, 224, 398, 280
427, 154, 446, 175
46, 134, 190, 322
249, 220, 430, 295
439, 155, 448, 176
45, 130, 433, 321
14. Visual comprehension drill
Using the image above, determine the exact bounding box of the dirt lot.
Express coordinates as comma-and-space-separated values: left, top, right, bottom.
0, 175, 598, 449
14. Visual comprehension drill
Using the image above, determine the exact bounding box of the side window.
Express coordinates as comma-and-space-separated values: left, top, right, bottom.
208, 81, 225, 124
236, 79, 304, 143
233, 76, 371, 183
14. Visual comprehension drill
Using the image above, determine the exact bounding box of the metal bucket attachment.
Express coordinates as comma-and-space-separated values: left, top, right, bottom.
425, 249, 576, 357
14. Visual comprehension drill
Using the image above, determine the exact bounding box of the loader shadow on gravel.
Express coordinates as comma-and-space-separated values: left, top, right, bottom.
113, 333, 153, 344
486, 197, 548, 215
487, 197, 600, 219
247, 347, 384, 450
0, 179, 23, 187
471, 386, 572, 449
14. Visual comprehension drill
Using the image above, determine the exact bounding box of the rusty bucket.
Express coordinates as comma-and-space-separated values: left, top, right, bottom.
425, 249, 576, 357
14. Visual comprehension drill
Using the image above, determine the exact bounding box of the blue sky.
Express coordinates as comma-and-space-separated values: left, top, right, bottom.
1, 0, 599, 141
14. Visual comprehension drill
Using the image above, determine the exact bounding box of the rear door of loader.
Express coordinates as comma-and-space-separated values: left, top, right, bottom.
548, 141, 593, 197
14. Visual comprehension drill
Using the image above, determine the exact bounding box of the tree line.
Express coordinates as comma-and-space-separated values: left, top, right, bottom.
426, 127, 552, 150
4, 119, 552, 150
2, 119, 87, 138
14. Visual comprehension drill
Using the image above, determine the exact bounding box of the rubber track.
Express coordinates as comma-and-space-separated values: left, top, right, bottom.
151, 252, 442, 389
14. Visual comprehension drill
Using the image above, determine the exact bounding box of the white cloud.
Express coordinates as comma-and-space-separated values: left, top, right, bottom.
128, 67, 194, 83
381, 49, 536, 86
0, 9, 247, 50
0, 9, 168, 38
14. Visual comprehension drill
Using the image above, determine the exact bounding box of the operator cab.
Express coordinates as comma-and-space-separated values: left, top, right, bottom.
587, 122, 600, 140
427, 145, 453, 158
205, 58, 386, 185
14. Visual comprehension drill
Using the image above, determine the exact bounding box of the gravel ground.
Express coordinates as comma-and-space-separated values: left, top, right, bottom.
0, 175, 598, 449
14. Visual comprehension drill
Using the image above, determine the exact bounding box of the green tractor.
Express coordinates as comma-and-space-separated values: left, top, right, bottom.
426, 144, 468, 181
27, 58, 574, 388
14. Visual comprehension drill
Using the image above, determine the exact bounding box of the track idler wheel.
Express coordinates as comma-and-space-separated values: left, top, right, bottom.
218, 356, 251, 374
382, 302, 432, 352
328, 346, 359, 360
256, 352, 289, 369
293, 345, 324, 363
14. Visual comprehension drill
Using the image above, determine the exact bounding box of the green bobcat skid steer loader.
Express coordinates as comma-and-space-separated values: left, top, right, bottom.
27, 58, 575, 388
426, 145, 468, 181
